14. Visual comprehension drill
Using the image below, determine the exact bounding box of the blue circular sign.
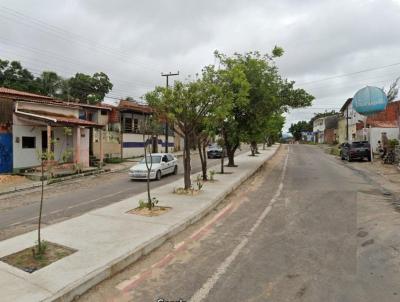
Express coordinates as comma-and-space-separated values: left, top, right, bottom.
352, 86, 388, 116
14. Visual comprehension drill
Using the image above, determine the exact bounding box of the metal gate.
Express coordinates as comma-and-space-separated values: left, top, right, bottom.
0, 133, 13, 173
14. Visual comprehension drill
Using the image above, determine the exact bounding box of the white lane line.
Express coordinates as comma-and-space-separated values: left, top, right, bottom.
189, 149, 289, 302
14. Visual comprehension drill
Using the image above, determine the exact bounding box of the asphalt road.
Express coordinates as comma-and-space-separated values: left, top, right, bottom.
0, 151, 247, 240
79, 144, 400, 302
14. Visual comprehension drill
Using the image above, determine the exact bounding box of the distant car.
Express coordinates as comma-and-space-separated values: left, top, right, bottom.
340, 141, 371, 162
129, 153, 178, 180
207, 144, 224, 159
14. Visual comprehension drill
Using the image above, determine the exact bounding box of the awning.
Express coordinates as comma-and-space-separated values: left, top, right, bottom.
15, 110, 103, 128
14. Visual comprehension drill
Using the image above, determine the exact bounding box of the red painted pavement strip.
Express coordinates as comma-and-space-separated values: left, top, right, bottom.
116, 203, 236, 293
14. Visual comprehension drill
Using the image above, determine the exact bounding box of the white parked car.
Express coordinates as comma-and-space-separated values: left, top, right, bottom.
129, 153, 178, 180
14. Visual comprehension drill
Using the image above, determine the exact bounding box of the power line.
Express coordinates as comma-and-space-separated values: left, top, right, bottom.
0, 5, 164, 73
296, 61, 400, 86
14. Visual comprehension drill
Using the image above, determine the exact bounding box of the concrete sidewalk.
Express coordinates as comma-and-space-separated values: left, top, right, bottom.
0, 145, 279, 302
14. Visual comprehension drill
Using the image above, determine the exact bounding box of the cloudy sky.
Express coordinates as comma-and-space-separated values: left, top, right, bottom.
1, 0, 400, 131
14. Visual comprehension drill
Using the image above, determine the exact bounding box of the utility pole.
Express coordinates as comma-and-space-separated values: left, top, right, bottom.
161, 71, 179, 153
346, 106, 349, 142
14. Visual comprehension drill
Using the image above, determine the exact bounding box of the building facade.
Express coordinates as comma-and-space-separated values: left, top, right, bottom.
0, 87, 101, 173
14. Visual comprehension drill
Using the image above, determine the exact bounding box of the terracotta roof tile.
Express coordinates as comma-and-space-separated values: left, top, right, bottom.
118, 99, 152, 113
0, 87, 52, 99
368, 120, 398, 128
16, 110, 100, 127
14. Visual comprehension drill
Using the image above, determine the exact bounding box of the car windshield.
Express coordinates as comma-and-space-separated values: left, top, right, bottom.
140, 155, 161, 164
351, 142, 369, 147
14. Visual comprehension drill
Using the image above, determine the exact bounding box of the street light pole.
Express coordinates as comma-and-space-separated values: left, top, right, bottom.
161, 71, 179, 153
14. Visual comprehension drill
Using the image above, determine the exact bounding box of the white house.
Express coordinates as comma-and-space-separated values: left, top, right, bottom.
0, 87, 102, 173
313, 117, 325, 143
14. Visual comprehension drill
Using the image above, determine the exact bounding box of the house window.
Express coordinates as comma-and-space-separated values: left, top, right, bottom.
101, 109, 108, 115
22, 136, 36, 149
124, 117, 132, 132
133, 119, 139, 133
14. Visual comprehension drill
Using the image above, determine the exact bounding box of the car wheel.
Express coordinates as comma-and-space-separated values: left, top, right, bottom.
156, 170, 162, 180
173, 165, 178, 175
367, 155, 371, 162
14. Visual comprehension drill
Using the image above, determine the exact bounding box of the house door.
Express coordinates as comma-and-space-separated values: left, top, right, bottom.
0, 133, 13, 173
41, 131, 54, 153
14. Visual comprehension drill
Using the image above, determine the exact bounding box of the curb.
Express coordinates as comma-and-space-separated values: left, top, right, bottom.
47, 145, 280, 302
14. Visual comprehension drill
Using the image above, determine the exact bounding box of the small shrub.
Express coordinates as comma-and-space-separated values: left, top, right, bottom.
389, 139, 399, 149
209, 169, 216, 181
73, 163, 83, 173
196, 175, 204, 191
138, 197, 159, 209
32, 240, 47, 260
330, 147, 340, 156
104, 157, 123, 164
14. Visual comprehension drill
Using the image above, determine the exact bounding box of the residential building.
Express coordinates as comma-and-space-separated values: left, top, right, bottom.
339, 98, 365, 143
0, 87, 101, 173
365, 100, 400, 151
313, 117, 325, 143
323, 115, 339, 144
119, 99, 176, 158
79, 103, 121, 162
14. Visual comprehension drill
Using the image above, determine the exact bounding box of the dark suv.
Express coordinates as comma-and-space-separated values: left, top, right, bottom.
340, 141, 371, 162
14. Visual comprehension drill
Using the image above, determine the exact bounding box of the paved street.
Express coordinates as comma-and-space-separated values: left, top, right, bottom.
79, 144, 400, 302
0, 152, 243, 240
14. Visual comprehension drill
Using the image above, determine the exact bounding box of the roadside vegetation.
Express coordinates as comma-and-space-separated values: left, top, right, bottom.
146, 48, 314, 191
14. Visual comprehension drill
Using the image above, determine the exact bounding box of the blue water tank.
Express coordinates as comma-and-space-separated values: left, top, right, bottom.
352, 86, 388, 116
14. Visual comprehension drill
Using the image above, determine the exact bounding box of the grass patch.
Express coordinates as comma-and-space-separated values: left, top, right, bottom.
173, 187, 201, 196
0, 242, 76, 273
104, 157, 123, 164
329, 146, 340, 156
127, 206, 171, 217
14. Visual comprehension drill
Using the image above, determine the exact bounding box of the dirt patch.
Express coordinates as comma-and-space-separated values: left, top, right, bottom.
173, 187, 201, 195
0, 175, 28, 184
0, 241, 76, 273
127, 206, 171, 217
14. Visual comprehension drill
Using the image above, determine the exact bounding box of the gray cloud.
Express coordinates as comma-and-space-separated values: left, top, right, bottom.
1, 0, 400, 129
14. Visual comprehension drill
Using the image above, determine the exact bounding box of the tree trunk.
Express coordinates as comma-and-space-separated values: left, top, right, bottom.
183, 136, 192, 190
144, 136, 152, 210
197, 139, 208, 181
227, 147, 237, 167
250, 141, 257, 156
38, 156, 44, 254
220, 150, 224, 174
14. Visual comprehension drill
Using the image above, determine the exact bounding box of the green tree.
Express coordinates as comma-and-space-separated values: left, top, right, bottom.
263, 113, 285, 147
289, 120, 313, 141
0, 59, 40, 93
146, 74, 227, 190
215, 48, 314, 159
65, 72, 113, 104
36, 71, 63, 97
193, 65, 233, 180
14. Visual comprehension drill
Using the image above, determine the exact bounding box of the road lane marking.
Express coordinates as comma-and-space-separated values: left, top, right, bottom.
189, 149, 289, 302
115, 201, 236, 292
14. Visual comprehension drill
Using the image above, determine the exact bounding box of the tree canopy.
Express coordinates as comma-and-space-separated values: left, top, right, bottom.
0, 58, 113, 104
145, 48, 314, 189
289, 120, 313, 141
